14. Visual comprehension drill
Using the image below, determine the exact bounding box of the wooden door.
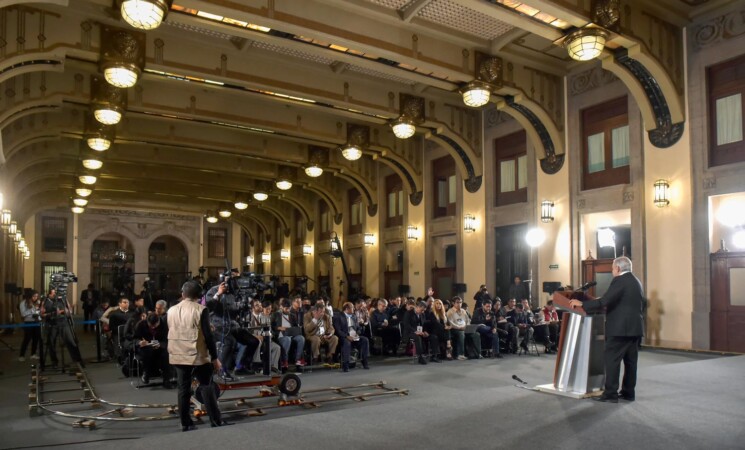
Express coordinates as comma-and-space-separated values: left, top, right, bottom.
432, 267, 456, 300
384, 271, 403, 299
710, 252, 745, 352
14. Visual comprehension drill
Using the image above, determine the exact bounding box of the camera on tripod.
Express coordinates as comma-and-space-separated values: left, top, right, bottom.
219, 270, 272, 299
51, 272, 78, 297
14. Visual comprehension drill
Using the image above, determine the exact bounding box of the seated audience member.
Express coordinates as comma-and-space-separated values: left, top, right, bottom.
371, 298, 400, 356
314, 298, 335, 318
248, 301, 281, 372
403, 301, 440, 365
290, 296, 306, 325
154, 299, 168, 317
333, 302, 370, 372
123, 306, 146, 351
134, 313, 172, 387
387, 296, 404, 327
131, 295, 146, 312
426, 299, 452, 360
446, 297, 481, 359
303, 303, 339, 363
473, 285, 493, 311
103, 297, 132, 340
471, 301, 503, 358
541, 300, 560, 352
523, 299, 553, 352
514, 303, 535, 351
499, 298, 520, 353
272, 298, 306, 369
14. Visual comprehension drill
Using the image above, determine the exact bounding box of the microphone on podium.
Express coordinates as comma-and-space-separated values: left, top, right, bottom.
575, 281, 597, 292
512, 374, 527, 384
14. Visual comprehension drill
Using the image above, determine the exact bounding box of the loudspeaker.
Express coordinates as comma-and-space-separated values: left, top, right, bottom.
454, 283, 467, 293
4, 283, 17, 294
542, 281, 562, 294
398, 284, 410, 295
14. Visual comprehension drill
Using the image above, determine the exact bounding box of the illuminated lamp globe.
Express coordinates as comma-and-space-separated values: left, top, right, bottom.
121, 0, 170, 30
276, 179, 292, 191
94, 108, 122, 125
24, 249, 30, 259
253, 192, 268, 202
71, 205, 85, 214
103, 65, 139, 88
525, 228, 546, 248
461, 82, 490, 107
218, 208, 232, 218
734, 230, 745, 249
234, 200, 248, 210
391, 117, 416, 139
205, 211, 218, 224
305, 164, 323, 178
341, 145, 362, 161
82, 157, 103, 170
79, 175, 97, 185
73, 198, 89, 207
565, 28, 608, 61
76, 188, 93, 197
87, 137, 111, 151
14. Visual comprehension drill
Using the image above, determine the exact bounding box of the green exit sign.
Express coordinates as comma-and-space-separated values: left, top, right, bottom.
549, 264, 559, 269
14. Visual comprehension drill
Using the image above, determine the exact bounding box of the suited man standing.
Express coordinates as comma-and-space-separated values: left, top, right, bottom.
570, 256, 646, 403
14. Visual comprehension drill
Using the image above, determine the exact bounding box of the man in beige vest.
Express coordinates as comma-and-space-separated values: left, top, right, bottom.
168, 281, 225, 431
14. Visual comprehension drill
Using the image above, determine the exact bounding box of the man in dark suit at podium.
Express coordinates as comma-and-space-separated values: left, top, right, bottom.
569, 256, 645, 403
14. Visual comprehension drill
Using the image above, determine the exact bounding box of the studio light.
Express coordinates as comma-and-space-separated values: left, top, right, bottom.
461, 81, 491, 107
76, 187, 93, 197
205, 211, 218, 223
391, 116, 416, 139
653, 179, 670, 208
121, 0, 172, 30
525, 228, 546, 248
261, 252, 270, 263
564, 28, 608, 61
253, 192, 268, 202
73, 198, 89, 207
305, 164, 323, 178
541, 201, 555, 223
341, 145, 362, 161
464, 214, 476, 233
303, 244, 312, 256
280, 249, 290, 260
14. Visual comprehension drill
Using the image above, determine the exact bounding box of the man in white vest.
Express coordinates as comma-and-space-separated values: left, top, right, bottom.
168, 281, 225, 431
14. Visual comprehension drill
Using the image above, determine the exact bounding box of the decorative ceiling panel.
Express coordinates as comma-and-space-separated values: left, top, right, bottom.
346, 64, 416, 86
250, 40, 337, 65
365, 0, 411, 9
417, 0, 514, 40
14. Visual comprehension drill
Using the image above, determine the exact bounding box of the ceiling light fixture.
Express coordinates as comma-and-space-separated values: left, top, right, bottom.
253, 192, 268, 202
461, 52, 503, 108
305, 164, 323, 177
341, 144, 362, 161
87, 136, 111, 151
391, 116, 416, 139
76, 187, 93, 197
82, 156, 103, 170
79, 174, 97, 185
71, 205, 85, 214
461, 81, 491, 107
390, 94, 425, 139
1, 210, 11, 229
564, 28, 608, 61
276, 179, 292, 190
234, 200, 248, 210
73, 198, 89, 207
205, 211, 218, 223
120, 0, 173, 30
91, 75, 127, 125
342, 124, 369, 161
100, 25, 146, 88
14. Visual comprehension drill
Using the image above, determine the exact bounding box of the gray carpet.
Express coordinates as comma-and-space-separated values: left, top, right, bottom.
1, 333, 743, 450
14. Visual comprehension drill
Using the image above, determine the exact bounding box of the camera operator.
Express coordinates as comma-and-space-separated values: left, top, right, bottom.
19, 291, 41, 361
41, 288, 83, 368
473, 284, 493, 311
134, 313, 172, 387
205, 269, 241, 317
207, 296, 259, 379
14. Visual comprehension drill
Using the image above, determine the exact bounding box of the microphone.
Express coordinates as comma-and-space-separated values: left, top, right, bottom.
575, 281, 597, 291
512, 374, 527, 384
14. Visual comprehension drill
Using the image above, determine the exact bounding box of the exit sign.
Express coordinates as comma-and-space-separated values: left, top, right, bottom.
549, 264, 559, 270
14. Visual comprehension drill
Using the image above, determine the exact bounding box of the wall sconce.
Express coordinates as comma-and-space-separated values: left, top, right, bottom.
564, 28, 608, 61
91, 75, 127, 125
261, 252, 271, 263
330, 239, 340, 252
24, 248, 30, 259
9, 221, 18, 235
280, 249, 290, 260
245, 255, 254, 265
541, 201, 555, 223
407, 225, 419, 241
19, 239, 26, 251
100, 25, 146, 88
464, 214, 476, 233
303, 244, 312, 256
1, 210, 12, 229
391, 94, 424, 139
364, 233, 375, 246
654, 179, 670, 207
14, 231, 22, 242
205, 211, 218, 224
120, 0, 173, 30
461, 52, 502, 108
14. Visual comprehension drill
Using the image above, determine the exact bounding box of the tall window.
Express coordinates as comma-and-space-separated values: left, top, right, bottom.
348, 188, 363, 235
319, 200, 331, 240
207, 228, 227, 258
708, 54, 745, 167
433, 155, 456, 218
495, 130, 528, 206
386, 174, 404, 227
582, 96, 630, 190
294, 210, 305, 245
42, 217, 67, 252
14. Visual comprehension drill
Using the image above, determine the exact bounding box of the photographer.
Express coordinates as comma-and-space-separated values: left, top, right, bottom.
205, 269, 241, 318
19, 291, 41, 361
41, 288, 83, 368
473, 285, 493, 311
134, 313, 172, 387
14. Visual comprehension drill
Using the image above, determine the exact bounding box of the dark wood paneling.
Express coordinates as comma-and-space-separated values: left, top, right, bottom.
710, 251, 745, 352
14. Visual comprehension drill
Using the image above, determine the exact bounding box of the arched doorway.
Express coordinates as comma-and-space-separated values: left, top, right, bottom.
148, 235, 189, 303
91, 233, 135, 301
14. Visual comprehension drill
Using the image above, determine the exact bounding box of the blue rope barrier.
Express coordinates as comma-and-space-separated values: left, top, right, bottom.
0, 320, 98, 329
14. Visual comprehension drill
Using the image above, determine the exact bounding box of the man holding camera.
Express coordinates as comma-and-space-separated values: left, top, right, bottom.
473, 285, 493, 311
41, 288, 83, 368
134, 313, 172, 387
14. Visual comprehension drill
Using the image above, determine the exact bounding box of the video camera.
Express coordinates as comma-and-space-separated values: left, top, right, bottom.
219, 270, 273, 300
50, 272, 78, 298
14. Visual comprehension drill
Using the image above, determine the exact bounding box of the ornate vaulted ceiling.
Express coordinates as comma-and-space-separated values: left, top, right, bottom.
0, 0, 725, 234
